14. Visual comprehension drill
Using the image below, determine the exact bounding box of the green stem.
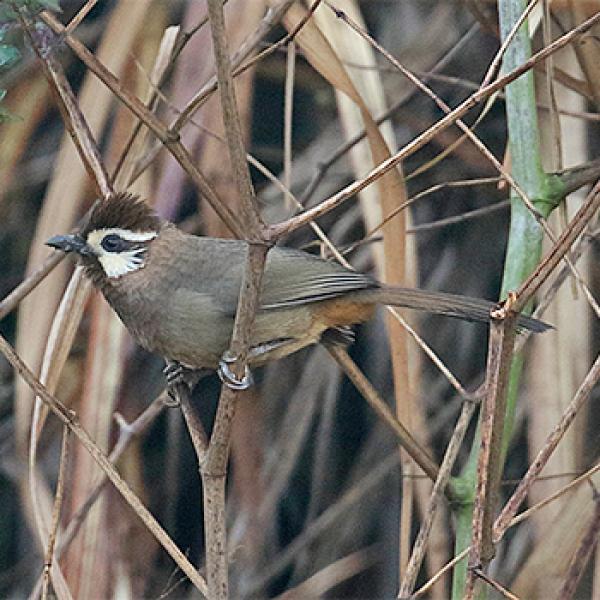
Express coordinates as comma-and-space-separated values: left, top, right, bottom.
450, 2, 560, 597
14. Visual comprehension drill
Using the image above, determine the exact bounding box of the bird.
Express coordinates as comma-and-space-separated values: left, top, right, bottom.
47, 193, 549, 387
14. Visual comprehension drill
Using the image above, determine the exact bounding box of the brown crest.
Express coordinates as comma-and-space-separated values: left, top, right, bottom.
82, 193, 161, 237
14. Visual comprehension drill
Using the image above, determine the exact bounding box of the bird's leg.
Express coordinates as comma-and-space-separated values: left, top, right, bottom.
218, 351, 254, 391
163, 360, 204, 406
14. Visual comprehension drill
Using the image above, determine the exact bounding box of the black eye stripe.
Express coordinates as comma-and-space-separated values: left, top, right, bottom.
100, 234, 147, 253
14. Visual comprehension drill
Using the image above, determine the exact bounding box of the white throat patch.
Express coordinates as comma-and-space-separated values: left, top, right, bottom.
86, 228, 157, 279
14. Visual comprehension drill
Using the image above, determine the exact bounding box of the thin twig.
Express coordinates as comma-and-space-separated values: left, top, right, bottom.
358, 178, 503, 245
272, 9, 600, 238
41, 426, 70, 600
0, 253, 63, 321
493, 351, 600, 539
283, 40, 295, 210
411, 548, 470, 598
64, 0, 100, 34
398, 398, 478, 597
41, 11, 245, 239
200, 2, 271, 598
175, 0, 321, 129
512, 178, 600, 313
386, 307, 474, 400
506, 461, 600, 530
557, 485, 600, 600
0, 333, 208, 596
20, 11, 112, 197
408, 200, 509, 234
471, 568, 520, 600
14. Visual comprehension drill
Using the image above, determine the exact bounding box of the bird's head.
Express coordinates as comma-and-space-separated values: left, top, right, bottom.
46, 193, 162, 280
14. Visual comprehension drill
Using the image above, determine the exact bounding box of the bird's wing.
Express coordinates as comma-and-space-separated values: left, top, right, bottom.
172, 238, 377, 314
259, 246, 378, 309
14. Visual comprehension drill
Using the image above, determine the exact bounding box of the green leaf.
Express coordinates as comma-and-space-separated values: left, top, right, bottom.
0, 44, 20, 68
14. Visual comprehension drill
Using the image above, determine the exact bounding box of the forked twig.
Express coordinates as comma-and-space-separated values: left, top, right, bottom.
0, 333, 208, 596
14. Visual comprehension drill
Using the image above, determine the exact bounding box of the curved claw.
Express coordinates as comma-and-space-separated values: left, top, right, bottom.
163, 361, 189, 406
164, 389, 181, 408
163, 362, 185, 385
218, 358, 253, 391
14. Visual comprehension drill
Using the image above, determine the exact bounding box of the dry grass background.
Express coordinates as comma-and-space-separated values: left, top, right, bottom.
0, 0, 599, 598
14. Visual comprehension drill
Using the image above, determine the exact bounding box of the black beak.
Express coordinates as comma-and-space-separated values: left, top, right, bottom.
46, 234, 92, 256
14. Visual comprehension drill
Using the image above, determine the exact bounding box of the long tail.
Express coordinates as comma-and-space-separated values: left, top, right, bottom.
356, 286, 551, 333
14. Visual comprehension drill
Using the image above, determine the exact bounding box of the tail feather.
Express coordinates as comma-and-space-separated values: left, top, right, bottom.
356, 286, 551, 333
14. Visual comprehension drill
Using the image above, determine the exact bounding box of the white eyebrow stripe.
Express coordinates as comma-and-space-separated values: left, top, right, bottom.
87, 228, 158, 244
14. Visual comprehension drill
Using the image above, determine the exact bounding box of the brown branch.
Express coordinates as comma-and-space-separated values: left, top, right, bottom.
205, 0, 261, 238
0, 333, 208, 597
188, 3, 272, 598
178, 388, 209, 459
64, 0, 100, 35
465, 312, 518, 599
20, 11, 112, 197
556, 157, 600, 197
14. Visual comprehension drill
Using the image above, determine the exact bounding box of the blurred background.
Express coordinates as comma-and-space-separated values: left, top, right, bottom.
0, 0, 599, 598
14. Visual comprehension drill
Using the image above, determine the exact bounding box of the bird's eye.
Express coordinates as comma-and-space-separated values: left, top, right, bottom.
101, 233, 124, 253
